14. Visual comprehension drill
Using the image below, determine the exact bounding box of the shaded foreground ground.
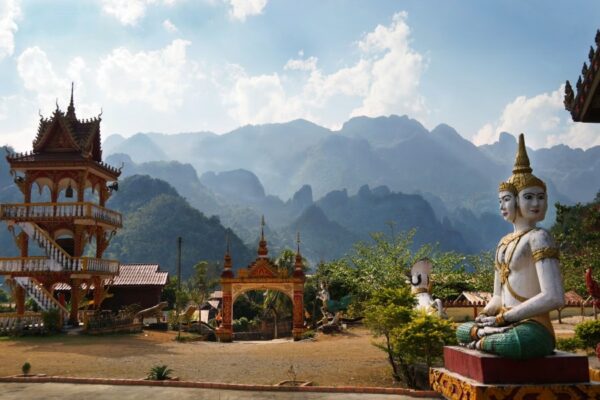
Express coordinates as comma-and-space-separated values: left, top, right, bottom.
0, 383, 429, 400
0, 328, 397, 387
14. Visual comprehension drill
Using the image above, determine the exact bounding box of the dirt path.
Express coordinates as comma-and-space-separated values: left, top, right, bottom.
0, 328, 398, 387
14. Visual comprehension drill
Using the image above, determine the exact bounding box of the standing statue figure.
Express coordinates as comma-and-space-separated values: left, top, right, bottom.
456, 133, 564, 359
411, 258, 447, 319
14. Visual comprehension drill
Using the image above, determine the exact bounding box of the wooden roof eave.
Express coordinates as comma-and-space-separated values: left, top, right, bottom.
34, 115, 81, 152
8, 158, 120, 181
577, 67, 600, 122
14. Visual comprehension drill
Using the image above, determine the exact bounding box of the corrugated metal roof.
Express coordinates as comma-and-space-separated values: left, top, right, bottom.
564, 290, 584, 303
53, 264, 168, 290
114, 264, 168, 286
457, 291, 493, 303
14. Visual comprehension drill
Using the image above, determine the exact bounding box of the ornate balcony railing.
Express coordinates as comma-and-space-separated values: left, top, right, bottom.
0, 202, 122, 227
0, 256, 120, 275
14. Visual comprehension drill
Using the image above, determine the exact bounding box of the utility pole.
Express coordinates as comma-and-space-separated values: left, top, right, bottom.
177, 236, 182, 340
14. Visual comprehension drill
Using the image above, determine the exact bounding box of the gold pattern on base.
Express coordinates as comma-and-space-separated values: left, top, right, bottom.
430, 368, 600, 400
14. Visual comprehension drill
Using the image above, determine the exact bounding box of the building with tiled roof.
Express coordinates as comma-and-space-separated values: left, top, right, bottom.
55, 264, 169, 311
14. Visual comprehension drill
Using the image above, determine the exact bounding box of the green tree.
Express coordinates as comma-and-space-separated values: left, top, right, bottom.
161, 277, 178, 309
364, 287, 455, 388
187, 261, 219, 306
0, 288, 8, 303
430, 251, 494, 300
363, 287, 415, 382
348, 230, 433, 308
552, 194, 600, 295
390, 313, 455, 386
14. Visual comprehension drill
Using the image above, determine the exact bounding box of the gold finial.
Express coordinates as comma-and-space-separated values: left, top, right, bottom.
506, 133, 546, 193
512, 134, 532, 175
222, 233, 233, 277
257, 216, 268, 258
296, 232, 301, 253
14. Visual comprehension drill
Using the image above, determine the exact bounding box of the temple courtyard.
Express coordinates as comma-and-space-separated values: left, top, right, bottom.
0, 328, 394, 387
1, 316, 598, 388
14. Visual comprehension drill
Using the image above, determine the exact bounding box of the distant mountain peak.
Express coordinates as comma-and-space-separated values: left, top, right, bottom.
498, 131, 516, 144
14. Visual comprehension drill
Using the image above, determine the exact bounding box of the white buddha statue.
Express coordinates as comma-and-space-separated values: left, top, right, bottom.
456, 133, 564, 359
410, 258, 447, 319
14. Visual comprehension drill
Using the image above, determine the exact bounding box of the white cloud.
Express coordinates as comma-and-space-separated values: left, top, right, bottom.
100, 0, 180, 26
17, 46, 70, 111
0, 0, 21, 60
163, 18, 178, 33
220, 11, 426, 129
225, 0, 267, 21
223, 70, 304, 124
475, 85, 600, 149
97, 39, 193, 111
100, 0, 147, 26
284, 56, 317, 72
351, 11, 426, 118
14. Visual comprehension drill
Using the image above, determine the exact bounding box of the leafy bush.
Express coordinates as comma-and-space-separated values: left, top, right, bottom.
556, 337, 584, 352
301, 330, 316, 340
41, 308, 62, 334
0, 288, 8, 303
25, 298, 39, 312
21, 362, 31, 376
147, 365, 173, 380
364, 287, 455, 388
575, 320, 600, 348
233, 317, 249, 332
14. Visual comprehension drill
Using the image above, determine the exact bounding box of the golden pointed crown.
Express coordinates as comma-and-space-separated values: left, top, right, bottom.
506, 133, 546, 193
498, 181, 517, 194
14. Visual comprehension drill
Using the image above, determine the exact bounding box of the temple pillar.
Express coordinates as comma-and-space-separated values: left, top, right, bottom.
15, 285, 25, 316
69, 279, 80, 325
216, 282, 233, 342
73, 225, 84, 258
50, 182, 58, 203
23, 173, 32, 203
292, 283, 304, 341
77, 171, 86, 203
19, 232, 28, 257
95, 227, 105, 258
93, 276, 103, 310
99, 185, 107, 207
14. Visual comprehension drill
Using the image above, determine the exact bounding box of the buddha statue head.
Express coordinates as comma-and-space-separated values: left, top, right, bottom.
498, 181, 518, 222
506, 134, 548, 223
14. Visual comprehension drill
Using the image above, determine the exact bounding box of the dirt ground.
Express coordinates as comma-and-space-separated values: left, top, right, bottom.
0, 316, 596, 387
0, 327, 398, 387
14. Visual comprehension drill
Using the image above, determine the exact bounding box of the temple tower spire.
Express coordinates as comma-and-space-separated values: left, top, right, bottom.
66, 82, 76, 119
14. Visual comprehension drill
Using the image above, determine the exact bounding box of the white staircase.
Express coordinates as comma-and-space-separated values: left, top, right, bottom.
18, 221, 80, 271
14, 277, 69, 320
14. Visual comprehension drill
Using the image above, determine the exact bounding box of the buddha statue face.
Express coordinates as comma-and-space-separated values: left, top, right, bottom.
517, 186, 547, 223
498, 190, 517, 222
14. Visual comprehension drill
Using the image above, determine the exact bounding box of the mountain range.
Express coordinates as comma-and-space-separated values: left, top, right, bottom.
104, 115, 600, 213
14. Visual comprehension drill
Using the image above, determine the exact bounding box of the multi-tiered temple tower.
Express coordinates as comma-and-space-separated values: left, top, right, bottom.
0, 86, 122, 325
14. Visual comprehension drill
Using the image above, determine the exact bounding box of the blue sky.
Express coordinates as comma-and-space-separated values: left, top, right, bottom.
1, 0, 600, 152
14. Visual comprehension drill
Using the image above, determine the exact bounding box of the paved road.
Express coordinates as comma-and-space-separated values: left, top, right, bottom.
0, 382, 438, 399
